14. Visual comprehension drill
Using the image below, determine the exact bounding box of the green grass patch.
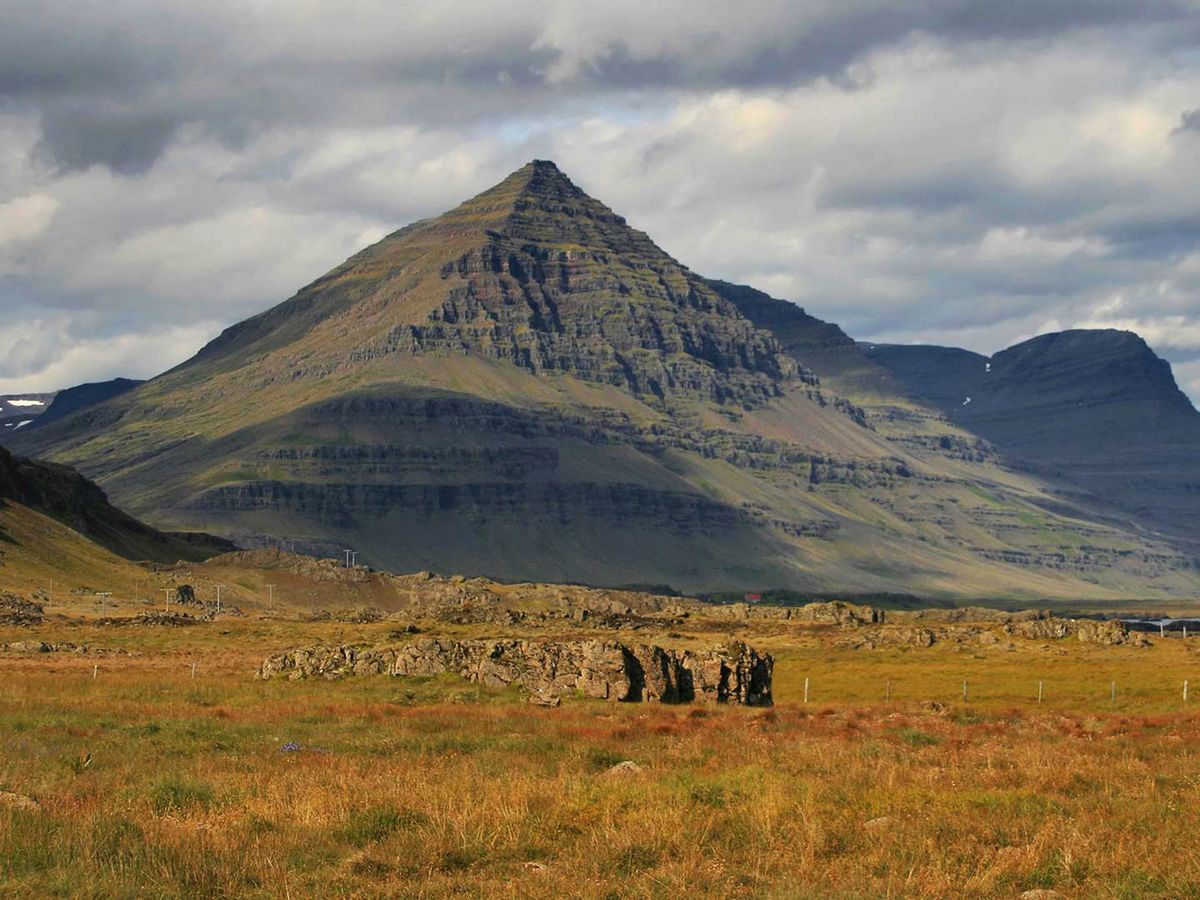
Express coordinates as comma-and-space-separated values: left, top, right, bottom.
893, 727, 942, 747
334, 805, 429, 847
148, 777, 215, 815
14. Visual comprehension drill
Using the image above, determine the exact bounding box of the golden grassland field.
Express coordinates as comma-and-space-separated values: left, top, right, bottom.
4, 617, 1200, 898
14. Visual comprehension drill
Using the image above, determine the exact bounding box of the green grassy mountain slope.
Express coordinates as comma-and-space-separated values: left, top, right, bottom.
8, 163, 1200, 598
0, 445, 232, 566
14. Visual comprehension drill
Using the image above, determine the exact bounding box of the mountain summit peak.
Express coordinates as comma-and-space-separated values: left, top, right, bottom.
435, 158, 621, 243
173, 154, 796, 405
487, 158, 576, 194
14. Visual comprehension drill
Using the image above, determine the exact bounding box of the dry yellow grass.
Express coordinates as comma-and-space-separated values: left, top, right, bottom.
3, 613, 1200, 897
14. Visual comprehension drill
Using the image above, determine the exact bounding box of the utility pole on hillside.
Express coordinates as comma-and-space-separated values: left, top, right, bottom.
266, 584, 275, 607
215, 584, 225, 615
343, 549, 354, 568
162, 588, 173, 611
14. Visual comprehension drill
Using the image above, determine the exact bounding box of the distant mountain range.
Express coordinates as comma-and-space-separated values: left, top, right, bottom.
1, 379, 144, 435
0, 393, 55, 432
6, 161, 1199, 599
862, 332, 1200, 542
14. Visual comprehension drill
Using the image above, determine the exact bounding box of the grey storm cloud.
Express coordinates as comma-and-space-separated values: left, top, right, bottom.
4, 0, 1198, 172
0, 0, 1198, 402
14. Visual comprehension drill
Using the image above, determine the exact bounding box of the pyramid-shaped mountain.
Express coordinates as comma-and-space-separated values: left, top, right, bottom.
186, 160, 799, 407
10, 162, 1200, 598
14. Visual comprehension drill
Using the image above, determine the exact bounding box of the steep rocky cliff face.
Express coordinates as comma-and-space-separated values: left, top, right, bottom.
858, 344, 989, 410
707, 279, 940, 402
865, 330, 1200, 541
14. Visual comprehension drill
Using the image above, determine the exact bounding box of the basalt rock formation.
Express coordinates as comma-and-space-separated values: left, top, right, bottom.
258, 638, 774, 706
711, 600, 881, 626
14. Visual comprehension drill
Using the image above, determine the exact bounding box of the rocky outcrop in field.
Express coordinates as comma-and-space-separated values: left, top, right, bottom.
1004, 617, 1146, 646
0, 641, 133, 655
713, 600, 881, 626
0, 593, 43, 626
258, 638, 773, 706
837, 615, 1148, 649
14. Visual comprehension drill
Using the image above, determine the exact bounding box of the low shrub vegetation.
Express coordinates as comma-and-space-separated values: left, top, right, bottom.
3, 617, 1200, 896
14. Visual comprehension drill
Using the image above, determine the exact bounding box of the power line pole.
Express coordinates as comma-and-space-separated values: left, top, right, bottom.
343, 549, 353, 568
162, 588, 173, 611
266, 583, 275, 607
215, 584, 225, 615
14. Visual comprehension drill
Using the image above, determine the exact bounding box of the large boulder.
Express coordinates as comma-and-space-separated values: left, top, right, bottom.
1075, 619, 1142, 646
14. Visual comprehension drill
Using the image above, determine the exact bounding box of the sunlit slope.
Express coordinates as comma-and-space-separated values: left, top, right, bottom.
0, 502, 154, 600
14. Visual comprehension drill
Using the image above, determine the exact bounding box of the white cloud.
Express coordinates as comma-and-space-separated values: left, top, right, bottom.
0, 2, 1198, 403
0, 317, 223, 393
0, 194, 58, 245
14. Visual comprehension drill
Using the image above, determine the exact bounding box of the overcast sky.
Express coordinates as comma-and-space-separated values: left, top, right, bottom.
1, 1, 1199, 403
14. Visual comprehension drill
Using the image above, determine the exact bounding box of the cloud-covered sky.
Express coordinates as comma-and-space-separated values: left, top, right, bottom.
1, 0, 1199, 402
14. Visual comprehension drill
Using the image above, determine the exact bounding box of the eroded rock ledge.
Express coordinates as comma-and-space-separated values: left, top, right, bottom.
258, 638, 773, 706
